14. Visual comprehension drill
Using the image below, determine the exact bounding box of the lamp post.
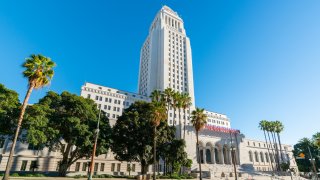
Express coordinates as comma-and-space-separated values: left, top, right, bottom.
88, 107, 102, 180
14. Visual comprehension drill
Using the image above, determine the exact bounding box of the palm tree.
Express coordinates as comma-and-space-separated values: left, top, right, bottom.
259, 120, 274, 172
3, 54, 55, 180
164, 88, 174, 114
150, 101, 167, 180
171, 92, 179, 126
181, 93, 192, 140
162, 88, 174, 174
150, 90, 162, 102
191, 108, 207, 180
269, 121, 281, 172
176, 93, 183, 139
274, 121, 284, 163
265, 121, 278, 172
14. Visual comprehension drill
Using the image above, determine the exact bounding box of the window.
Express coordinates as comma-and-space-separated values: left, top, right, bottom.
95, 96, 99, 100
0, 138, 4, 148
111, 163, 115, 172
87, 94, 91, 99
109, 98, 112, 103
255, 152, 259, 162
105, 97, 108, 102
94, 163, 98, 172
30, 161, 39, 171
75, 162, 80, 171
113, 107, 116, 111
249, 152, 253, 162
127, 164, 131, 172
82, 162, 88, 171
99, 97, 102, 101
132, 164, 136, 172
108, 106, 111, 110
100, 163, 105, 172
104, 105, 107, 110
20, 160, 28, 171
117, 163, 121, 172
260, 152, 264, 162
112, 114, 115, 118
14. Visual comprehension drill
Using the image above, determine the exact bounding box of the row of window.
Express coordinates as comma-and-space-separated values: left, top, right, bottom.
73, 162, 136, 172
207, 119, 228, 126
247, 141, 286, 150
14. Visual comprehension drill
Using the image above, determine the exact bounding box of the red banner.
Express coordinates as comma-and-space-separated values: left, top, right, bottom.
204, 125, 240, 134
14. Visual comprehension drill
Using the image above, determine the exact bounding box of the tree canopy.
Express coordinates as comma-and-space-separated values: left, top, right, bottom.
293, 135, 320, 172
0, 84, 20, 137
24, 91, 111, 176
110, 101, 176, 174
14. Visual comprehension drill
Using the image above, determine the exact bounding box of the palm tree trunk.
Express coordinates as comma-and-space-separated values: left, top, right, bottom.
3, 84, 34, 180
183, 108, 187, 140
277, 133, 284, 163
271, 132, 280, 171
263, 130, 274, 172
178, 109, 182, 139
267, 131, 277, 173
153, 126, 157, 180
196, 130, 202, 180
173, 107, 176, 126
273, 132, 281, 172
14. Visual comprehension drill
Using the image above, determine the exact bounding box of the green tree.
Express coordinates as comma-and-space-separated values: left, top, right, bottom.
110, 101, 174, 175
176, 93, 183, 139
265, 121, 279, 172
259, 120, 274, 172
3, 54, 56, 180
191, 108, 207, 180
166, 140, 190, 174
0, 84, 20, 137
24, 91, 111, 176
164, 88, 174, 116
171, 92, 179, 126
150, 99, 167, 180
293, 137, 320, 172
180, 93, 191, 140
274, 120, 284, 162
312, 133, 320, 149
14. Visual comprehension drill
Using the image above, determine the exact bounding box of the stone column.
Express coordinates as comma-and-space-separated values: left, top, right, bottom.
212, 147, 215, 164
220, 149, 224, 164
228, 149, 232, 164
203, 148, 206, 164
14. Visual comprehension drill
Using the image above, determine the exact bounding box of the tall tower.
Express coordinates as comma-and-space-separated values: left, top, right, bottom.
138, 6, 195, 107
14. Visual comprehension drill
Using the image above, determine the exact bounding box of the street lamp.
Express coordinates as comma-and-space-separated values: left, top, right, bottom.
88, 107, 102, 180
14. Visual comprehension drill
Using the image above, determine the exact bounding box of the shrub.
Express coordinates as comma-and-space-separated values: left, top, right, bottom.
11, 173, 20, 177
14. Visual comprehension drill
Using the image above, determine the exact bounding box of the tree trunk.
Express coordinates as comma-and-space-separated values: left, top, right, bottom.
173, 107, 176, 126
58, 143, 73, 177
267, 131, 277, 173
183, 108, 186, 140
272, 132, 280, 172
141, 161, 148, 175
196, 131, 202, 180
277, 133, 284, 163
153, 126, 157, 180
178, 108, 182, 139
263, 130, 274, 172
3, 84, 34, 180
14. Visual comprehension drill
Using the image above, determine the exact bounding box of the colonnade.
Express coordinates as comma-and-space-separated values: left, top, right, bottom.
197, 143, 239, 165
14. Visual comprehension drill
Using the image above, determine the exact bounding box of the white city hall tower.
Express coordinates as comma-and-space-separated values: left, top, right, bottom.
138, 6, 195, 107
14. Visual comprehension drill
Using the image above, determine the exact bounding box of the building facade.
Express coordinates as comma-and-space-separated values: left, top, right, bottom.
0, 5, 298, 178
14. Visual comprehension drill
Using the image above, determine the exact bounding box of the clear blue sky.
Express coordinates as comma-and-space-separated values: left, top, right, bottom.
0, 1, 319, 145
